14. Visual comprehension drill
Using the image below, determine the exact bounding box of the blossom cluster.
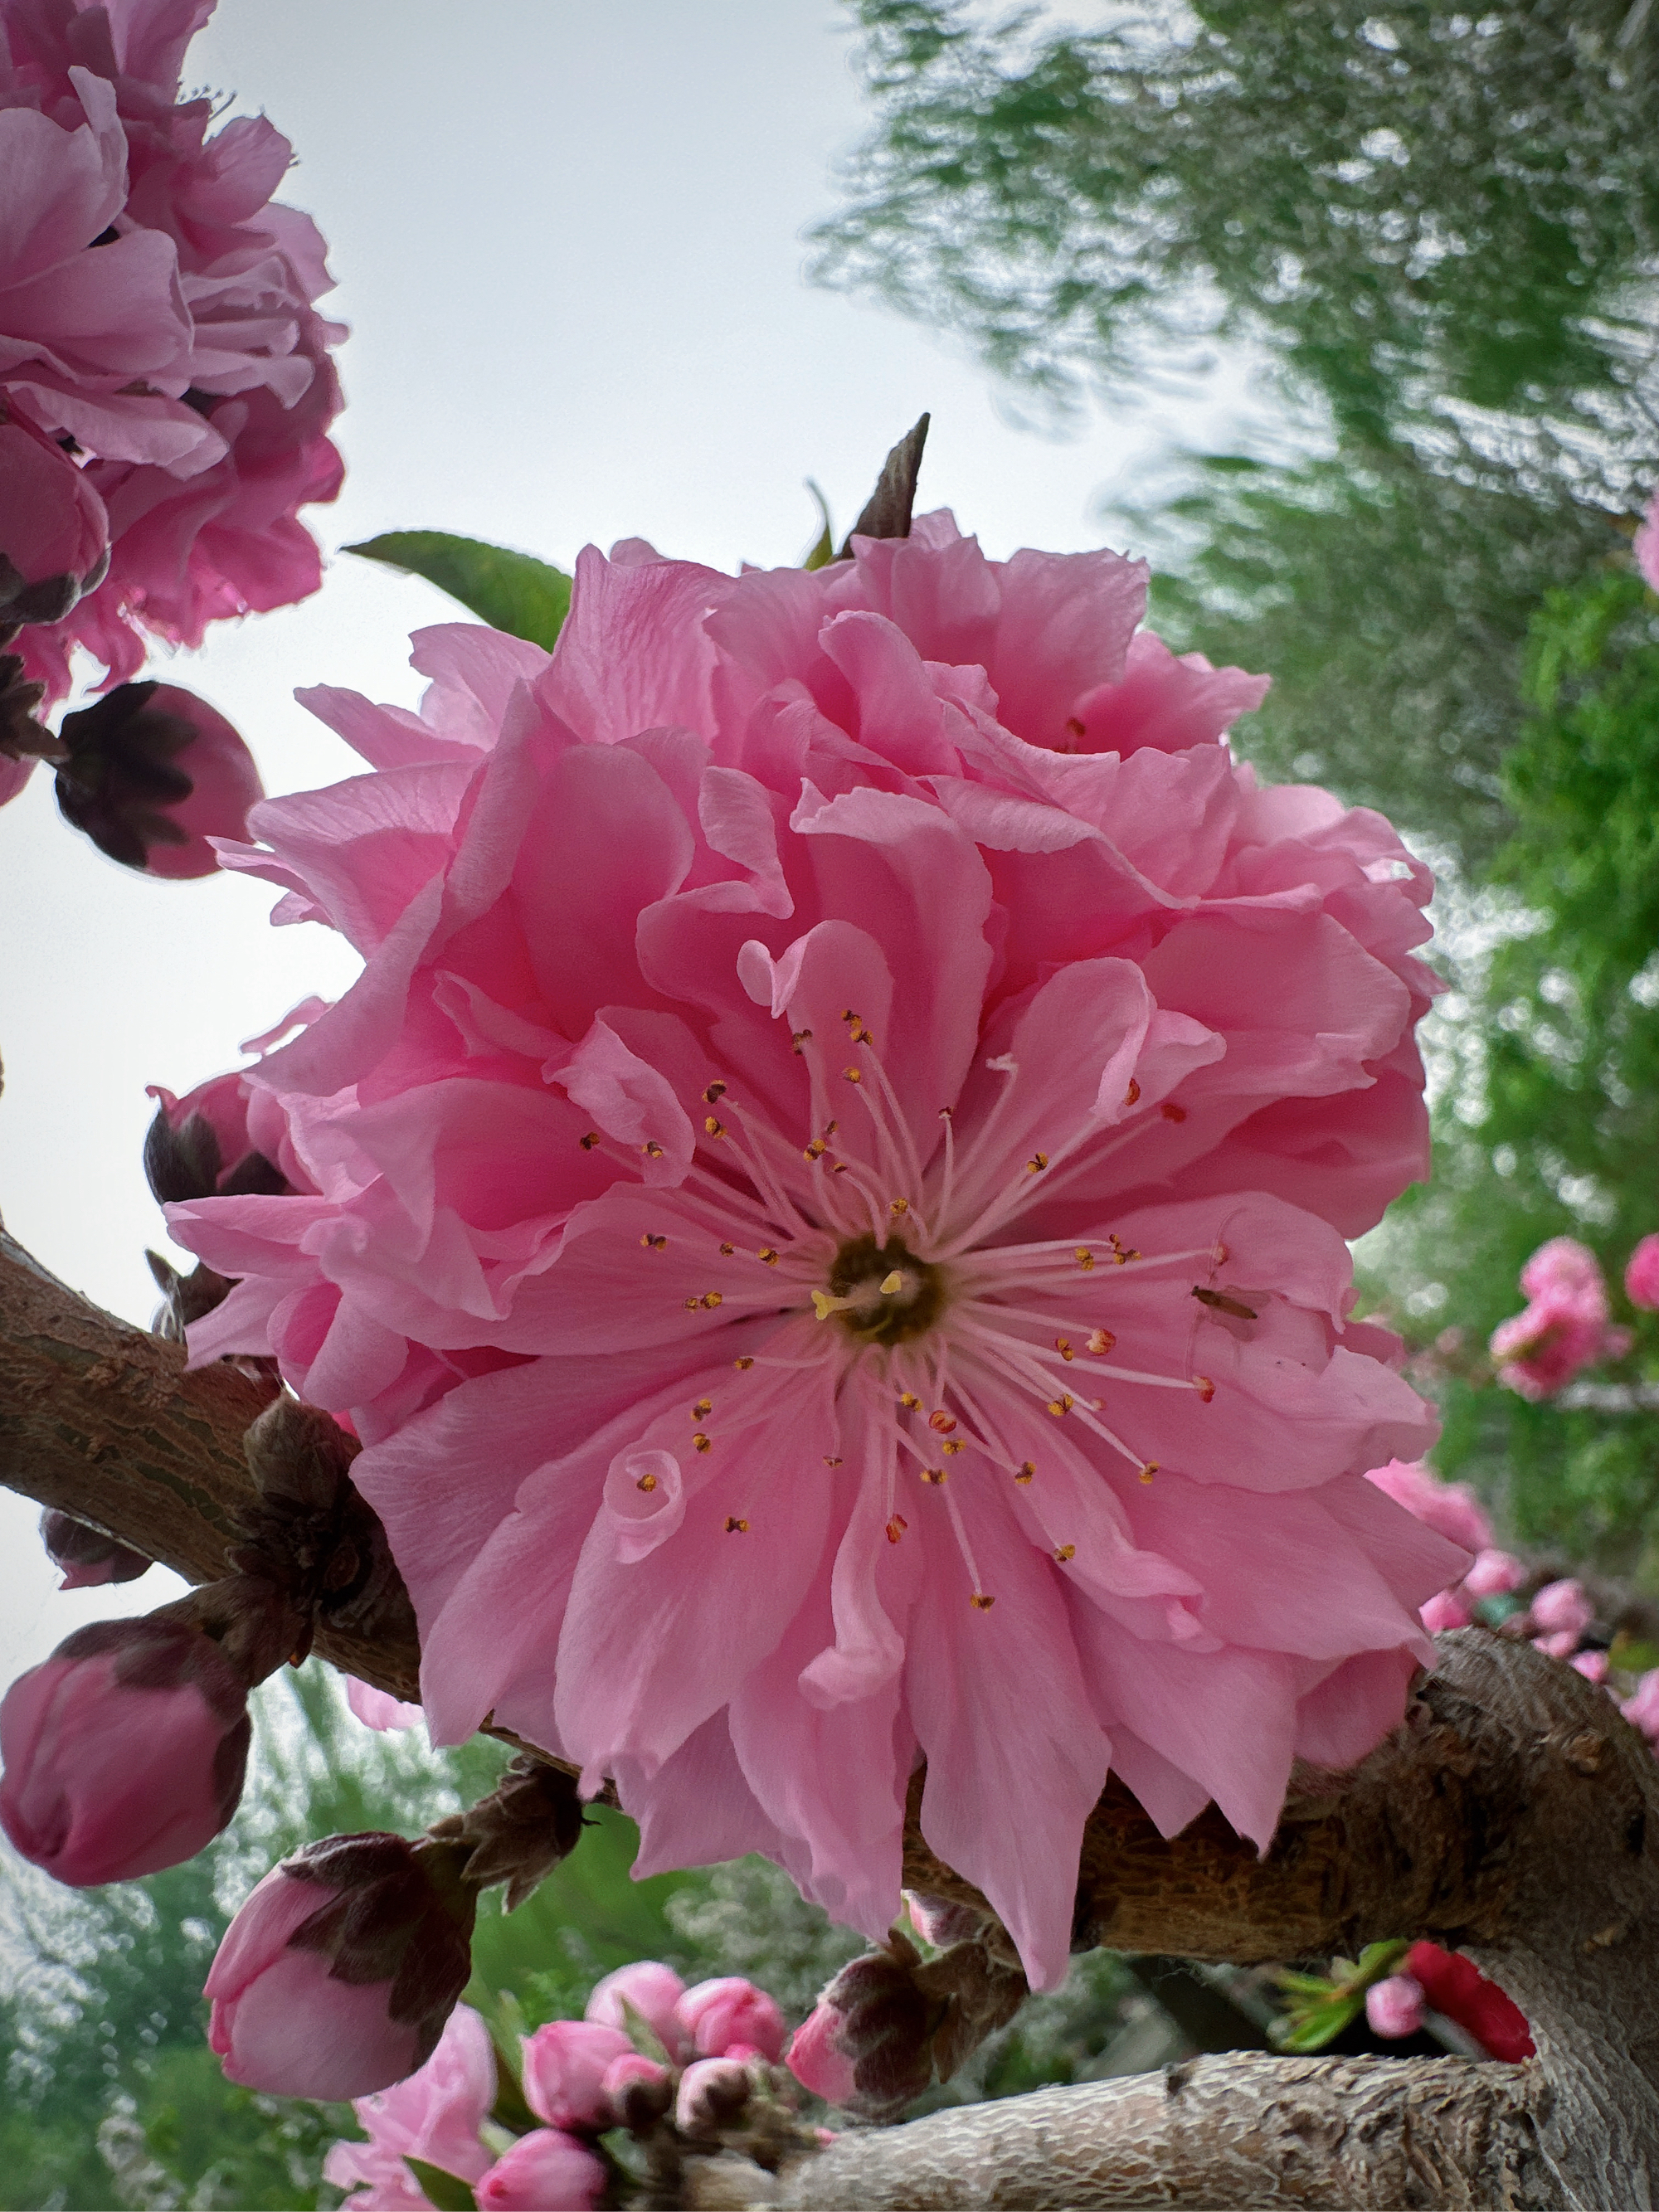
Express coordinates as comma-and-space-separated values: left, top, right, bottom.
158, 515, 1465, 1988
0, 0, 342, 798
324, 1964, 793, 2212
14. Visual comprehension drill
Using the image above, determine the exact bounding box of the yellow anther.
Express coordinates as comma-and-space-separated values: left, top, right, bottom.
921, 1467, 947, 1485
1053, 1544, 1076, 1563
1194, 1375, 1215, 1403
757, 1247, 780, 1266
692, 1432, 712, 1453
734, 1355, 755, 1370
889, 1197, 909, 1216
641, 1140, 664, 1159
844, 1066, 864, 1084
831, 1161, 849, 1173
791, 1029, 812, 1053
636, 1471, 658, 1493
1025, 1151, 1048, 1174
1075, 1247, 1096, 1271
928, 1410, 957, 1434
851, 1023, 872, 1045
684, 1296, 702, 1311
719, 1241, 736, 1256
898, 1391, 922, 1411
701, 1291, 723, 1310
1139, 1461, 1159, 1485
970, 1592, 995, 1612
725, 1516, 749, 1534
840, 1008, 860, 1025
941, 1438, 964, 1456
704, 1116, 727, 1138
878, 1270, 904, 1296
640, 1232, 667, 1252
1046, 1395, 1074, 1418
804, 1136, 827, 1160
703, 1080, 727, 1103
693, 1399, 713, 1419
885, 1514, 907, 1544
823, 1455, 843, 1468
1124, 1077, 1141, 1106
580, 1131, 601, 1150
1015, 1461, 1036, 1484
1087, 1328, 1116, 1355
1055, 1336, 1074, 1361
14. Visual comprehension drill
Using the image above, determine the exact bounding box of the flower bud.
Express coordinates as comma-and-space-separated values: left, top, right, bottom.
1571, 1649, 1610, 1685
1623, 1667, 1659, 1747
38, 1508, 150, 1591
520, 2018, 633, 2132
1418, 1587, 1472, 1635
0, 411, 109, 629
784, 2001, 859, 2107
599, 2049, 673, 2131
144, 1071, 288, 1206
676, 1975, 787, 2064
475, 2127, 606, 2211
0, 1618, 250, 1885
1365, 1973, 1425, 2040
206, 1834, 475, 2099
1626, 1235, 1659, 1312
674, 2055, 752, 2137
1530, 1578, 1593, 1641
1463, 1548, 1525, 1601
584, 1959, 687, 2058
55, 679, 264, 877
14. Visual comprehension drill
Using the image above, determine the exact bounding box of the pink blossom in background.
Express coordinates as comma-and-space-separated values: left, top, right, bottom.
1571, 1650, 1609, 1685
1626, 1234, 1659, 1311
519, 2019, 634, 2132
345, 1677, 425, 1732
0, 0, 343, 708
1636, 487, 1659, 595
163, 518, 1458, 1990
584, 1959, 688, 2058
1491, 1241, 1628, 1399
1462, 1548, 1525, 1602
1418, 1587, 1472, 1634
1405, 1943, 1532, 2062
785, 2001, 859, 2107
1623, 1669, 1659, 1748
324, 2003, 497, 2212
0, 1617, 249, 1884
677, 1976, 787, 2063
1530, 1578, 1593, 1643
1365, 1973, 1425, 2040
474, 2128, 606, 2211
1520, 1237, 1606, 1303
1364, 1459, 1490, 1555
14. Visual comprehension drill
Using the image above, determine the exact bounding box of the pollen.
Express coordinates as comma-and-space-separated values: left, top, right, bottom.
704, 1116, 727, 1138
692, 1399, 713, 1419
878, 1270, 904, 1296
1015, 1461, 1036, 1484
970, 1592, 995, 1612
791, 1029, 812, 1053
636, 1472, 658, 1493
941, 1438, 964, 1456
1160, 1101, 1187, 1123
921, 1467, 947, 1485
725, 1516, 750, 1534
804, 1137, 828, 1160
580, 1131, 601, 1150
1025, 1151, 1048, 1174
1075, 1247, 1096, 1271
701, 1291, 723, 1309
640, 1232, 667, 1252
703, 1081, 727, 1103
928, 1410, 957, 1434
886, 1515, 907, 1544
898, 1391, 922, 1410
1107, 1232, 1139, 1264
1087, 1328, 1116, 1355
734, 1355, 755, 1370
889, 1197, 909, 1216
758, 1247, 780, 1266
684, 1296, 701, 1310
1139, 1461, 1159, 1484
692, 1432, 712, 1453
1053, 1544, 1076, 1563
1047, 1394, 1074, 1417
1055, 1336, 1074, 1360
1124, 1078, 1141, 1106
1194, 1375, 1215, 1403
641, 1140, 664, 1159
840, 1008, 860, 1026
844, 1066, 864, 1084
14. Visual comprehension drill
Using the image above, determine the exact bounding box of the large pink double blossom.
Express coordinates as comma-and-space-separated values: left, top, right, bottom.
165, 517, 1462, 1986
0, 0, 343, 730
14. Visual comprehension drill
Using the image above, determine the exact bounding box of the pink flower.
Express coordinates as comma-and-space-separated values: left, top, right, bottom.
785, 2001, 859, 2107
583, 1960, 688, 2058
1637, 487, 1659, 596
1626, 1235, 1659, 1312
205, 1835, 474, 2100
475, 2128, 606, 2211
0, 408, 109, 622
38, 1507, 149, 1589
346, 1677, 425, 1732
324, 2003, 496, 2211
1530, 1578, 1593, 1641
676, 1975, 787, 2063
1405, 1942, 1532, 2061
1623, 1668, 1659, 1748
1462, 1548, 1525, 1602
1520, 1237, 1606, 1301
1491, 1242, 1626, 1399
0, 1618, 249, 1885
520, 2018, 634, 2132
54, 678, 264, 875
166, 521, 1453, 1990
1365, 1972, 1424, 2040
1363, 1459, 1489, 1557
1571, 1650, 1609, 1685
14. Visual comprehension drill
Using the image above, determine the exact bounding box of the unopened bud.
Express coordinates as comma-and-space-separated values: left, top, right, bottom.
56, 679, 263, 877
585, 1959, 688, 2059
677, 1975, 787, 2063
39, 1508, 150, 1591
0, 409, 109, 632
520, 2018, 634, 2131
0, 1617, 250, 1885
144, 1072, 288, 1205
785, 1946, 934, 2117
1365, 1973, 1426, 2040
600, 2049, 674, 2130
674, 2054, 752, 2137
205, 1833, 476, 2099
476, 2128, 606, 2210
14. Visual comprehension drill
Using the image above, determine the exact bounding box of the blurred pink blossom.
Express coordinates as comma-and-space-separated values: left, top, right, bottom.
675, 2055, 751, 2134
346, 1678, 425, 1733
1491, 1242, 1628, 1399
475, 2128, 606, 2211
1365, 1972, 1425, 2040
1530, 1578, 1593, 1642
1636, 487, 1659, 595
1462, 1548, 1526, 1602
324, 2003, 496, 2212
1418, 1587, 1473, 1635
584, 1960, 688, 2059
1571, 1650, 1610, 1685
164, 519, 1453, 1990
1623, 1669, 1659, 1748
1626, 1235, 1659, 1312
1365, 1459, 1490, 1555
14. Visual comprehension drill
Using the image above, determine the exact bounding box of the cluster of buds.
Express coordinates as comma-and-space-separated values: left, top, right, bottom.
324, 1961, 814, 2211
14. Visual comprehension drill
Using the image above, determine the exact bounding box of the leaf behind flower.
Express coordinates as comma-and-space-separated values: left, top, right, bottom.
347, 532, 573, 650
404, 2155, 478, 2210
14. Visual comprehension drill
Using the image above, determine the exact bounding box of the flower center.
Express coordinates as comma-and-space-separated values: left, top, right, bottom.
814, 1232, 947, 1347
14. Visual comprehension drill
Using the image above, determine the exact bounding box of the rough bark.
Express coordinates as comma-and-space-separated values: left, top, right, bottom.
7, 1230, 1659, 2206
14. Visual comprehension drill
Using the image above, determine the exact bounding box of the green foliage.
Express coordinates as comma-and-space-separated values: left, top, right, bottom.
404, 2156, 476, 2210
347, 532, 573, 650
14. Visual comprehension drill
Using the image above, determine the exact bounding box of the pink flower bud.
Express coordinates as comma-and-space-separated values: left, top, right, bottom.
475, 2127, 606, 2210
206, 1835, 474, 2100
599, 2049, 673, 2130
39, 1508, 149, 1591
1520, 1237, 1606, 1303
1626, 1235, 1659, 1312
520, 2018, 634, 2132
674, 2055, 752, 2135
675, 1975, 787, 2063
1530, 1578, 1593, 1641
0, 1619, 249, 1886
56, 680, 264, 878
1418, 1587, 1473, 1634
1463, 1548, 1525, 1601
0, 411, 109, 625
1365, 1973, 1425, 2040
1572, 1650, 1610, 1685
1624, 1668, 1659, 1748
144, 1070, 289, 1207
785, 2002, 859, 2107
583, 1960, 687, 2057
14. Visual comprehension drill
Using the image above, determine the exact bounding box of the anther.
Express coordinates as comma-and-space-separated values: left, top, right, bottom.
921, 1467, 946, 1485
878, 1270, 903, 1296
928, 1411, 957, 1434
1053, 1544, 1076, 1563
844, 1067, 864, 1084
1124, 1078, 1141, 1106
1087, 1328, 1116, 1355
824, 1455, 843, 1468
804, 1137, 827, 1160
693, 1400, 713, 1419
757, 1247, 779, 1266
725, 1516, 749, 1534
684, 1296, 701, 1310
640, 1232, 667, 1252
1065, 715, 1086, 740
938, 1106, 953, 1120
840, 1009, 860, 1025
703, 1081, 727, 1103
1075, 1247, 1095, 1271
970, 1592, 995, 1612
1015, 1462, 1036, 1484
693, 1432, 712, 1453
1139, 1461, 1159, 1484
886, 1515, 907, 1544
580, 1131, 601, 1150
1055, 1336, 1074, 1360
1107, 1232, 1139, 1263
811, 1291, 849, 1321
791, 1029, 812, 1053
941, 1439, 963, 1456
1194, 1375, 1215, 1403
898, 1391, 922, 1410
701, 1291, 723, 1309
1160, 1101, 1186, 1123
1025, 1152, 1048, 1174
636, 1472, 658, 1493
642, 1140, 664, 1159
1046, 1395, 1074, 1417
719, 1242, 736, 1256
734, 1356, 755, 1370
889, 1197, 909, 1216
704, 1117, 727, 1138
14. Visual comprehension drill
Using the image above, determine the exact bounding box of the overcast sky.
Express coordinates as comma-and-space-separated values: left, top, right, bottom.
0, 0, 1266, 1682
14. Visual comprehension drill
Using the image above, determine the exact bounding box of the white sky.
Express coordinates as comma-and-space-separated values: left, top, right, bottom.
0, 0, 1267, 1682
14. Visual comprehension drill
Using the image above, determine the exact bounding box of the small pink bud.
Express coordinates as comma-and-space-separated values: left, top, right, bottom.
1530, 1578, 1593, 1641
0, 1619, 249, 1886
785, 2001, 859, 2107
1365, 1973, 1425, 2040
1571, 1650, 1610, 1685
1463, 1548, 1526, 1601
1419, 1587, 1472, 1634
1623, 1668, 1659, 1747
674, 2055, 752, 2136
205, 1835, 474, 2100
0, 411, 109, 624
1627, 1235, 1659, 1312
520, 2018, 634, 2132
144, 1071, 288, 1206
599, 2049, 673, 2130
584, 1959, 687, 2057
56, 680, 264, 878
475, 2127, 606, 2210
39, 1509, 149, 1591
675, 1975, 787, 2063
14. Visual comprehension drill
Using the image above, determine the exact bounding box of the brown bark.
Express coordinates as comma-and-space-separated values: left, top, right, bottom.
7, 1229, 1659, 2206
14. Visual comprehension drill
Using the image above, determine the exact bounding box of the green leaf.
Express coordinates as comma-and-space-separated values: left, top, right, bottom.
347, 531, 572, 650
404, 2156, 478, 2210
801, 481, 836, 570
1271, 1991, 1364, 2052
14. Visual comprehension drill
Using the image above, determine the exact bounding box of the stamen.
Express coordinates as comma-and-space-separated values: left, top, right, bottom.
971, 1593, 995, 1611
921, 1466, 947, 1484
641, 1140, 664, 1159
824, 1454, 843, 1467
719, 1242, 735, 1256
1194, 1375, 1214, 1402
889, 1197, 909, 1216
636, 1471, 658, 1493
928, 1410, 956, 1434
1139, 1462, 1159, 1484
886, 1515, 907, 1544
1087, 1329, 1114, 1354
692, 1432, 712, 1453
640, 1232, 667, 1252
758, 1247, 780, 1266
898, 1390, 922, 1410
704, 1081, 727, 1102
844, 1066, 863, 1084
941, 1439, 964, 1456
1026, 1151, 1048, 1174
1053, 1543, 1076, 1562
791, 1029, 811, 1053
1125, 1079, 1141, 1106
692, 1399, 712, 1418
1075, 1247, 1095, 1271
1055, 1336, 1074, 1360
725, 1515, 750, 1533
1016, 1462, 1035, 1484
735, 1356, 755, 1370
704, 1116, 727, 1139
580, 1131, 601, 1150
